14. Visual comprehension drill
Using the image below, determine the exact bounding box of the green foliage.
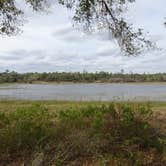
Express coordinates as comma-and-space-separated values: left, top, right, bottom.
0, 104, 56, 154
0, 0, 156, 54
60, 0, 153, 55
121, 104, 134, 125
92, 111, 105, 131
0, 102, 165, 165
0, 0, 48, 35
58, 108, 86, 129
1, 70, 166, 83
138, 102, 153, 120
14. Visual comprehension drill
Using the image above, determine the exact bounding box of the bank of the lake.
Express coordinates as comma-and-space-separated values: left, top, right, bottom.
0, 101, 166, 166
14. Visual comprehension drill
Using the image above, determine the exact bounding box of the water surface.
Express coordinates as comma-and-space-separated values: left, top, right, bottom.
0, 83, 166, 101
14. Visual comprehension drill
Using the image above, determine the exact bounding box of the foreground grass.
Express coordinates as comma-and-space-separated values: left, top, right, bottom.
0, 101, 166, 166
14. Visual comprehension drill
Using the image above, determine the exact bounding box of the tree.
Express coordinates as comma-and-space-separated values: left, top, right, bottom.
0, 0, 162, 55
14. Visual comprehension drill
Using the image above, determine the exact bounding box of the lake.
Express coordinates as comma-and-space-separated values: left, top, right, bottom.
0, 83, 166, 101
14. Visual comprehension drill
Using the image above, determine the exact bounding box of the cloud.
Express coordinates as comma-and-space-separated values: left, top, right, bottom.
0, 0, 166, 73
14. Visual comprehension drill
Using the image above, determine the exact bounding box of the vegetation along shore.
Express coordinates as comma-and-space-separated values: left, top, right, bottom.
0, 101, 166, 165
1, 71, 166, 84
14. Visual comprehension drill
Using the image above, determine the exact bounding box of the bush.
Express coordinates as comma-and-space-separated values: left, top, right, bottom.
0, 102, 165, 165
0, 104, 56, 155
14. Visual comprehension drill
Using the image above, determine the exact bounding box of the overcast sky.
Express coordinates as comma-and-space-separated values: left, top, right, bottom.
0, 0, 166, 73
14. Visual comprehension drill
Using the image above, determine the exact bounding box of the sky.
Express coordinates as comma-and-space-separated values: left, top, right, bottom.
0, 0, 166, 73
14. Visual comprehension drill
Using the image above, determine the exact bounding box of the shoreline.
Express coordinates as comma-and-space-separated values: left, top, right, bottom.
1, 81, 166, 85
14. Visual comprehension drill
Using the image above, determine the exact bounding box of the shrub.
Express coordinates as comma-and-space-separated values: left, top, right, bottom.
0, 104, 56, 155
0, 102, 165, 166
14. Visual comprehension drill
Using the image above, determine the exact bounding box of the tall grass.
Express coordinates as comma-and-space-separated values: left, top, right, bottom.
0, 102, 165, 165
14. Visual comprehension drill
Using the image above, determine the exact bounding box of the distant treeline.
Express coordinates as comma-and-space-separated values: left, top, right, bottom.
1, 70, 166, 83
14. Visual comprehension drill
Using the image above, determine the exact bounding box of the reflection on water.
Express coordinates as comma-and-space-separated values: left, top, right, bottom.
0, 83, 166, 101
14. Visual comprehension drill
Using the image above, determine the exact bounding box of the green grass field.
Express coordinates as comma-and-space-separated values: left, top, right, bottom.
0, 101, 166, 166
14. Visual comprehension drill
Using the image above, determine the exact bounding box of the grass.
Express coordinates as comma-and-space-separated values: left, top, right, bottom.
0, 101, 166, 166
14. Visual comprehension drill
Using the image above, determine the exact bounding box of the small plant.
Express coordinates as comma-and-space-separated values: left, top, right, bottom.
92, 111, 105, 133
121, 104, 134, 125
